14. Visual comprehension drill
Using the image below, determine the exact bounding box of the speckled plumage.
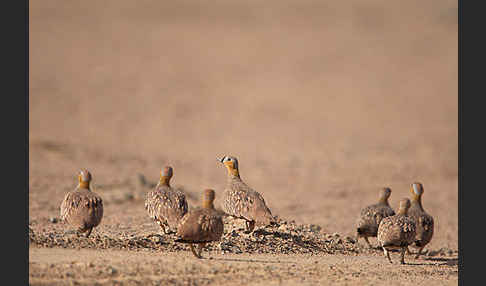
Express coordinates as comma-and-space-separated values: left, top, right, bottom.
176, 208, 224, 243
407, 182, 434, 258
176, 189, 224, 258
219, 156, 274, 232
145, 167, 188, 234
60, 170, 103, 237
356, 187, 396, 247
377, 198, 416, 264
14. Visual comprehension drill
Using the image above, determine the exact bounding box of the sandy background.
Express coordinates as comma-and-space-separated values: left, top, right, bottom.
29, 0, 458, 285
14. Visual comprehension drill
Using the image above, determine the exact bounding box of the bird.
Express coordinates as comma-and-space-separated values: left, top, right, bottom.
145, 166, 188, 234
60, 169, 103, 238
407, 182, 434, 258
218, 155, 275, 233
356, 187, 396, 248
175, 189, 224, 259
377, 198, 416, 264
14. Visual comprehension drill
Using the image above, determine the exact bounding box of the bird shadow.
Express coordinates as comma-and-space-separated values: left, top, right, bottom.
401, 262, 433, 266
399, 256, 458, 266
207, 257, 290, 264
424, 257, 458, 266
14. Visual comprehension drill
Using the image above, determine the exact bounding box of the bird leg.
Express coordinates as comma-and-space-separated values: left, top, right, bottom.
160, 223, 167, 234
85, 227, 93, 238
76, 227, 88, 238
400, 247, 406, 264
383, 247, 392, 264
189, 244, 202, 259
245, 220, 256, 233
159, 222, 171, 235
197, 243, 206, 258
406, 246, 412, 255
415, 246, 424, 259
364, 237, 373, 248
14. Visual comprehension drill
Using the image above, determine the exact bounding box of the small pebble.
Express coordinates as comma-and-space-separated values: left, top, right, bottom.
107, 266, 117, 275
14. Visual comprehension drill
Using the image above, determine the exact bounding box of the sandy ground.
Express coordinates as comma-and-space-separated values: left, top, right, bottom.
29, 0, 458, 285
29, 248, 457, 286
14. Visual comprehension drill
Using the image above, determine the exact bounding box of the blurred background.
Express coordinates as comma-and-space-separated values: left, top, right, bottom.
29, 0, 458, 249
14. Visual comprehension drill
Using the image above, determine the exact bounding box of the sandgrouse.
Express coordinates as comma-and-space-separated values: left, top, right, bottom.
356, 187, 396, 248
175, 189, 224, 259
219, 156, 275, 233
377, 198, 416, 264
60, 169, 103, 238
145, 166, 188, 234
407, 182, 434, 258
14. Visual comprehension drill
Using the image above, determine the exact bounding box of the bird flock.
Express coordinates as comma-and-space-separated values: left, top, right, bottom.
59, 155, 434, 264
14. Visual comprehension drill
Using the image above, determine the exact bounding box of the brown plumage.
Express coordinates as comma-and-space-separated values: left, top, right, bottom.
145, 167, 188, 234
175, 189, 224, 258
60, 169, 103, 237
218, 155, 275, 233
356, 187, 396, 248
407, 182, 434, 258
377, 198, 416, 264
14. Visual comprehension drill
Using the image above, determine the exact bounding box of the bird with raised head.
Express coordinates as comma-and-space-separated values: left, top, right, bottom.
145, 166, 188, 234
218, 155, 275, 233
407, 182, 434, 258
60, 169, 103, 238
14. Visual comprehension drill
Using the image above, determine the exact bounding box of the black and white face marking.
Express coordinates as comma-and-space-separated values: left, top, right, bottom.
79, 170, 92, 182
161, 167, 173, 177
383, 188, 391, 197
219, 156, 238, 169
412, 183, 422, 195
220, 156, 231, 162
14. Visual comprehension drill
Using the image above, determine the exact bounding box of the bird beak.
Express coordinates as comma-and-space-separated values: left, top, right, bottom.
218, 156, 225, 163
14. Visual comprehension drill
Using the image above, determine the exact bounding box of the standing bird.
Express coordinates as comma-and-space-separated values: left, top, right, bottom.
145, 166, 188, 234
218, 155, 275, 233
377, 198, 416, 264
60, 169, 103, 238
356, 187, 396, 248
175, 189, 224, 259
407, 182, 434, 258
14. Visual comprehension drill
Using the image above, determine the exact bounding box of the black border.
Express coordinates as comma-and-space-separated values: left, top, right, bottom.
6, 0, 28, 284
460, 0, 483, 284
25, 0, 29, 284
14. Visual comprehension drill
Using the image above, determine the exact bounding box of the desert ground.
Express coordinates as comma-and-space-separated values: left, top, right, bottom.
29, 0, 458, 285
